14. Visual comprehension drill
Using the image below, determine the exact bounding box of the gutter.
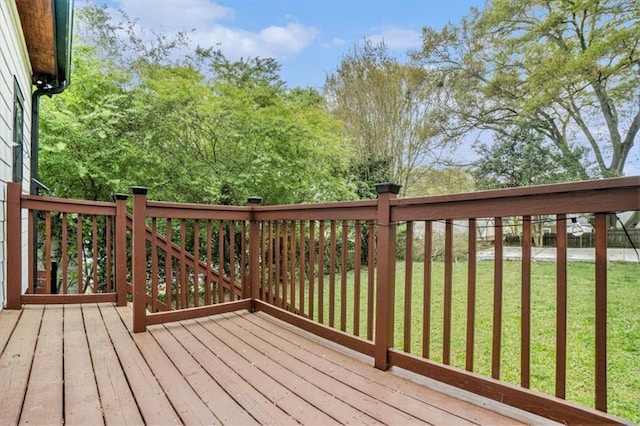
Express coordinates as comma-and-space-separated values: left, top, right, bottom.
30, 82, 66, 195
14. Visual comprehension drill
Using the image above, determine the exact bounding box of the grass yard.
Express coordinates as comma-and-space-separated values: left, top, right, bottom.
306, 260, 640, 422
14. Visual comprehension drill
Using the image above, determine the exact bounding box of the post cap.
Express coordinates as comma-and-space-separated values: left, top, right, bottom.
247, 196, 263, 205
112, 193, 129, 201
375, 183, 402, 195
130, 186, 149, 195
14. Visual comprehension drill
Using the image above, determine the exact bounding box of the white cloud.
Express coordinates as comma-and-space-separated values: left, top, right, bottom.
322, 37, 346, 49
113, 0, 234, 30
366, 26, 422, 50
110, 0, 318, 60
192, 23, 318, 59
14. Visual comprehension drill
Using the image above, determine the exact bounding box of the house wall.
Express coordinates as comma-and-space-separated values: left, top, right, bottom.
0, 0, 32, 309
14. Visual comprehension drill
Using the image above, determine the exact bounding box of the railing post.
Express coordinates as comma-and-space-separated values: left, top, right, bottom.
374, 182, 401, 370
247, 196, 262, 311
131, 187, 148, 333
113, 193, 129, 307
6, 182, 23, 309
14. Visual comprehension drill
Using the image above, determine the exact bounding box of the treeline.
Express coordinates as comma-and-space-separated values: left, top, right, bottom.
40, 1, 639, 204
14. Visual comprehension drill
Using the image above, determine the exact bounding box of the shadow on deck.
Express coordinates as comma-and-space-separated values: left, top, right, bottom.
0, 304, 547, 425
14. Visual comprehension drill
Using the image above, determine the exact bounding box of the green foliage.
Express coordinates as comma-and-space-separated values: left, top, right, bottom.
472, 127, 588, 189
405, 166, 475, 197
325, 41, 457, 197
413, 0, 640, 177
39, 5, 355, 205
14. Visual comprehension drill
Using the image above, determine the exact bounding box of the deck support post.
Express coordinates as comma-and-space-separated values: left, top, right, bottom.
113, 193, 129, 307
247, 197, 262, 312
131, 187, 148, 332
374, 183, 401, 370
6, 182, 23, 309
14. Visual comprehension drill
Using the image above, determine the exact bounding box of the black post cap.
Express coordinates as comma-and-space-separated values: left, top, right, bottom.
112, 193, 129, 201
130, 186, 149, 195
247, 196, 263, 205
375, 183, 402, 195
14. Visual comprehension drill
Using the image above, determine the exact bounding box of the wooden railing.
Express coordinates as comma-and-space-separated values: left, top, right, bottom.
6, 177, 640, 424
252, 198, 380, 356
6, 183, 127, 306
129, 187, 255, 332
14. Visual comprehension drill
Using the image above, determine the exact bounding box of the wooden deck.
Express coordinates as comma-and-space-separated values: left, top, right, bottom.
0, 304, 551, 425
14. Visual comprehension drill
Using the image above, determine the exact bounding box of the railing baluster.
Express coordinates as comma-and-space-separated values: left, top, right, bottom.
77, 214, 83, 294
354, 220, 362, 336
290, 221, 296, 311
268, 221, 275, 304
282, 221, 288, 309
299, 220, 306, 316
62, 213, 68, 294
28, 210, 34, 294
45, 211, 52, 293
180, 219, 187, 309
194, 220, 200, 307
443, 219, 453, 365
492, 217, 503, 379
521, 216, 532, 386
595, 213, 608, 412
92, 215, 98, 293
275, 221, 281, 307
165, 218, 173, 310
318, 221, 325, 324
466, 218, 476, 371
260, 221, 266, 301
218, 220, 225, 303
341, 220, 348, 331
309, 221, 316, 320
151, 218, 159, 312
404, 221, 414, 353
367, 220, 375, 341
556, 214, 567, 397
240, 220, 246, 297
206, 220, 213, 305
329, 220, 337, 328
423, 220, 432, 359
230, 220, 236, 300
106, 217, 112, 293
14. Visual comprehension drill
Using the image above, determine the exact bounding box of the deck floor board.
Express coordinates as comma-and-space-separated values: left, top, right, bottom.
64, 304, 104, 425
0, 305, 43, 425
85, 304, 143, 425
20, 305, 63, 425
0, 303, 547, 425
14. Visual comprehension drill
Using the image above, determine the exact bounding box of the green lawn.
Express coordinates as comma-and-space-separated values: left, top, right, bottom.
304, 260, 640, 422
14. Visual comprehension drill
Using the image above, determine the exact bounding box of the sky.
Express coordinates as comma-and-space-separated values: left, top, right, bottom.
98, 0, 484, 89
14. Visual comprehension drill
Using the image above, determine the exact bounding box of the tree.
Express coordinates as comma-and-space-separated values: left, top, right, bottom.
413, 0, 640, 178
325, 41, 455, 196
472, 127, 587, 189
39, 4, 355, 205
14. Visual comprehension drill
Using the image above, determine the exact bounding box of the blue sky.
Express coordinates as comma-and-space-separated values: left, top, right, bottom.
99, 0, 484, 89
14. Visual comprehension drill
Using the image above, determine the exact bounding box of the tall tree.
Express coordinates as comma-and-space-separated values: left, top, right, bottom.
39, 5, 354, 205
413, 0, 640, 178
325, 41, 455, 196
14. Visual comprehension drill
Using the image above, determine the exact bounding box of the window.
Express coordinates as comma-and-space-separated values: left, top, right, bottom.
12, 77, 25, 183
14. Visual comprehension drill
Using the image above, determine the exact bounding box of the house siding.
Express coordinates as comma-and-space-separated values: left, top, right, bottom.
0, 0, 33, 309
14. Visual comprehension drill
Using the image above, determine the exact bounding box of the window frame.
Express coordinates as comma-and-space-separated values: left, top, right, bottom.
12, 77, 25, 183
